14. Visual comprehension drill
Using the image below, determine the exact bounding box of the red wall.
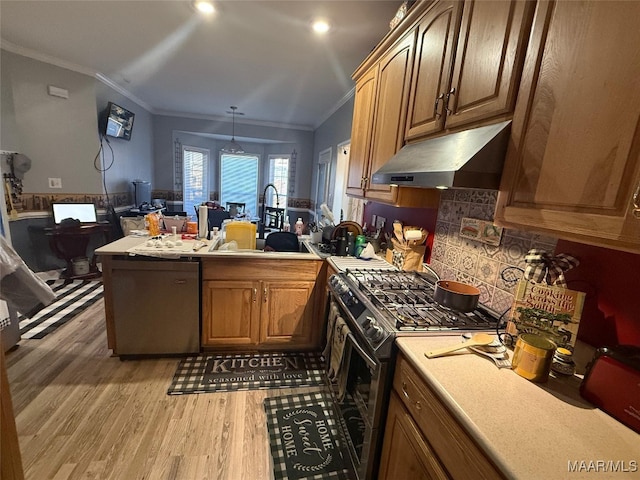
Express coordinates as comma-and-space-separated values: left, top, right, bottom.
363, 203, 438, 262
556, 240, 640, 348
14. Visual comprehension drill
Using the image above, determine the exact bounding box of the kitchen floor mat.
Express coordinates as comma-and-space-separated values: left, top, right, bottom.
264, 391, 353, 480
167, 352, 326, 394
18, 279, 104, 339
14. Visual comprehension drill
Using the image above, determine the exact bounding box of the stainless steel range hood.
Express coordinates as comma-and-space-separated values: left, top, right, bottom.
371, 120, 511, 190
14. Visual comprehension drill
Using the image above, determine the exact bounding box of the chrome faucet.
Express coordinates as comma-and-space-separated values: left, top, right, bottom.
259, 183, 280, 238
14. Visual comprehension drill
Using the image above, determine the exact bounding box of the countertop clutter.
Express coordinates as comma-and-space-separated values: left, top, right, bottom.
95, 234, 321, 260
395, 336, 639, 479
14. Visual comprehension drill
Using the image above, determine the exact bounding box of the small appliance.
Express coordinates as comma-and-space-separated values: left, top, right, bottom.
580, 345, 640, 433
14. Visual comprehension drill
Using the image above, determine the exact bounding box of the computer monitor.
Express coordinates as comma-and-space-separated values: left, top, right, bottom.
52, 203, 98, 224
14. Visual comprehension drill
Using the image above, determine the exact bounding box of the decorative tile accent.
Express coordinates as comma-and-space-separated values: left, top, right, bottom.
457, 251, 478, 275
492, 289, 515, 316
475, 257, 500, 285
429, 188, 559, 312
476, 281, 495, 306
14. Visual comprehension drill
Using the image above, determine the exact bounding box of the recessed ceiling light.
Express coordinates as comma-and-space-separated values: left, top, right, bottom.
194, 1, 215, 15
312, 20, 331, 34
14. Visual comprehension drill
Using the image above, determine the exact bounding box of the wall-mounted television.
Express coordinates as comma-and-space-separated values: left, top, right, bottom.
103, 102, 135, 141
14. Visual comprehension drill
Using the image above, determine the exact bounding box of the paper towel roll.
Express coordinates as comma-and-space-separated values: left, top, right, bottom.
198, 205, 208, 238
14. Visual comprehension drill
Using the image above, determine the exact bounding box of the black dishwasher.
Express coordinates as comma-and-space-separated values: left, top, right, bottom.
111, 259, 200, 356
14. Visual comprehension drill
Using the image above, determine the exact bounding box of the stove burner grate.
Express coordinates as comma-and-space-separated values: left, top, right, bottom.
345, 269, 497, 332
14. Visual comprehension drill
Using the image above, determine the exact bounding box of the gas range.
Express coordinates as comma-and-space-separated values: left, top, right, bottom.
328, 268, 499, 359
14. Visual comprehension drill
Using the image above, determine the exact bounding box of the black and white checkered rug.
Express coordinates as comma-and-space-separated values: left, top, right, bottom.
264, 391, 352, 480
167, 352, 326, 395
18, 279, 103, 339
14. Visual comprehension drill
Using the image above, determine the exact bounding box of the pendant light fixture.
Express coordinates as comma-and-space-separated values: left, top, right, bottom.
221, 106, 245, 154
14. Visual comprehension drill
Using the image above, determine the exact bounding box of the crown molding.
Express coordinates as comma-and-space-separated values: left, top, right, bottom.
313, 86, 355, 130
2, 39, 351, 132
1, 39, 96, 77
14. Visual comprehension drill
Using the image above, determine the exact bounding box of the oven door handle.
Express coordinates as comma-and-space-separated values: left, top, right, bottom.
347, 333, 379, 370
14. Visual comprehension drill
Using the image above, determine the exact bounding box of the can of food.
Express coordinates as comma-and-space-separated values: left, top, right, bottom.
355, 234, 367, 257
186, 221, 198, 234
511, 333, 556, 382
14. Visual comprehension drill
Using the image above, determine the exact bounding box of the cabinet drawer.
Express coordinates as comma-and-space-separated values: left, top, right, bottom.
202, 258, 319, 281
394, 354, 504, 480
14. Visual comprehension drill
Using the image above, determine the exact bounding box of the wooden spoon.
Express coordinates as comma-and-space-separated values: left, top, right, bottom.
424, 333, 495, 359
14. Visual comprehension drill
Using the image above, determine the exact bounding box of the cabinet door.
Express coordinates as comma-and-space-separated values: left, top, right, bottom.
495, 0, 640, 252
365, 30, 416, 203
202, 280, 260, 347
405, 0, 462, 140
445, 0, 534, 129
347, 66, 378, 197
259, 280, 316, 349
379, 392, 449, 480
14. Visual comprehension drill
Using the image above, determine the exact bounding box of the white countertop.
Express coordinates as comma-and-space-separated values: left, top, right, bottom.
395, 337, 639, 479
95, 234, 322, 260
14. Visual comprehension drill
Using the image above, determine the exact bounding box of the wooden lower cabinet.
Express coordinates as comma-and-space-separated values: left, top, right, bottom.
380, 353, 505, 480
201, 258, 323, 351
202, 280, 260, 347
379, 392, 449, 480
259, 280, 317, 348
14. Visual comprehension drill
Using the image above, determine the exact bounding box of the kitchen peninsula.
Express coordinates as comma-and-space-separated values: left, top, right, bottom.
95, 235, 325, 356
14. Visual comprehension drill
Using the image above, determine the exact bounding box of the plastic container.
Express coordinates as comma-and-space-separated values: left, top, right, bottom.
225, 221, 257, 249
283, 216, 291, 232
295, 218, 304, 236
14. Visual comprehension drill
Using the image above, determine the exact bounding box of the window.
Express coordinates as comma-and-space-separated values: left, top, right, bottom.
220, 153, 259, 217
183, 146, 209, 217
267, 154, 290, 210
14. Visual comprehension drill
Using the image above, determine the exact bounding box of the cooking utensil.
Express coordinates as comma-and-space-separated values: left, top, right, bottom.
393, 220, 404, 244
425, 333, 495, 358
433, 280, 480, 313
469, 346, 512, 368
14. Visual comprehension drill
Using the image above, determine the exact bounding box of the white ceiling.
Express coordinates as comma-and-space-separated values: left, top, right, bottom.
0, 0, 401, 130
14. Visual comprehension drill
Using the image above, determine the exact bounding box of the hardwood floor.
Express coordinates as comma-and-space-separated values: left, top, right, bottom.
5, 299, 323, 480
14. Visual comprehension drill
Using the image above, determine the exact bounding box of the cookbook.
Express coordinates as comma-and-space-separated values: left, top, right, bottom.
506, 280, 585, 349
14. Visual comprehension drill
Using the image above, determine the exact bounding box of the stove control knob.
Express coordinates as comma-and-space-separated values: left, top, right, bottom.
363, 316, 384, 342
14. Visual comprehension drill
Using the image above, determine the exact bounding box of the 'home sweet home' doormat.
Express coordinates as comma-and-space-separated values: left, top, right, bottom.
264, 391, 352, 480
167, 351, 325, 394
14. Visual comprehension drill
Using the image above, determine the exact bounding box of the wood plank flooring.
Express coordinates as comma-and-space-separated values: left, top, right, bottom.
5, 299, 323, 480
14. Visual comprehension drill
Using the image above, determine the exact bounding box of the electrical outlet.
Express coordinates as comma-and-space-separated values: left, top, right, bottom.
48, 177, 62, 188
376, 216, 386, 230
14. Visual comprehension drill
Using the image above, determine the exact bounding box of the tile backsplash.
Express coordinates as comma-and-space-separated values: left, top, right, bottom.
429, 189, 558, 315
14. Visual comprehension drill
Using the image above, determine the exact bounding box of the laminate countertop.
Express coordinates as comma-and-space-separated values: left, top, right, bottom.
95, 234, 322, 260
395, 337, 639, 479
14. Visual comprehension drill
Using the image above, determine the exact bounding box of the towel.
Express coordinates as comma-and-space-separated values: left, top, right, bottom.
328, 316, 351, 401
322, 301, 340, 359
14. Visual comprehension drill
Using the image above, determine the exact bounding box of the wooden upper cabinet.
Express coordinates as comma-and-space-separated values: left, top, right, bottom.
495, 0, 640, 253
405, 0, 534, 140
405, 0, 462, 139
346, 66, 378, 197
365, 30, 416, 203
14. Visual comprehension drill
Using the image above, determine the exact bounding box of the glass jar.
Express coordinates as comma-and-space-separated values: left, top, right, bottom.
551, 347, 576, 376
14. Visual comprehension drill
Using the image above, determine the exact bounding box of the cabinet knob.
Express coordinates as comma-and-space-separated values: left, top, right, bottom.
263, 287, 268, 302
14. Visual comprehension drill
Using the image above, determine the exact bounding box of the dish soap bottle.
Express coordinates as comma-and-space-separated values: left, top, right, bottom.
283, 216, 290, 232
295, 218, 304, 236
